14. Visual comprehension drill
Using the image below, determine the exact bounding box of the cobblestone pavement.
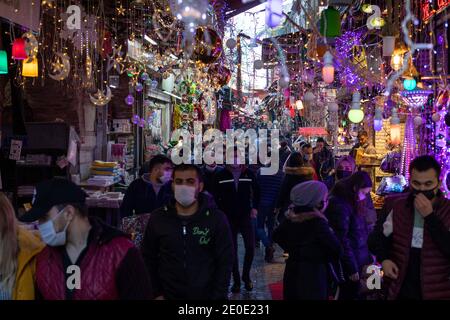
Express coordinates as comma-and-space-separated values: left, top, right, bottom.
229, 240, 285, 300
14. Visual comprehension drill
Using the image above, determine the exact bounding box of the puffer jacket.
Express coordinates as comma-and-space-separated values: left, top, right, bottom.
326, 195, 374, 276
35, 217, 152, 300
369, 193, 450, 300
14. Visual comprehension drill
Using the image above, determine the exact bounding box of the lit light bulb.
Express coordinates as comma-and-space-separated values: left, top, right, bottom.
403, 78, 417, 91
295, 100, 304, 110
390, 109, 401, 145
374, 108, 383, 131
348, 92, 364, 124
322, 51, 334, 84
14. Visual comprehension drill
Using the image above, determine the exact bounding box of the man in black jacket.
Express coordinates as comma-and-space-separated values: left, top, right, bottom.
212, 151, 260, 293
120, 155, 173, 217
141, 164, 233, 300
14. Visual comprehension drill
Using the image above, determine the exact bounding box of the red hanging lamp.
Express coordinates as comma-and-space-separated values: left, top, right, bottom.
12, 38, 28, 60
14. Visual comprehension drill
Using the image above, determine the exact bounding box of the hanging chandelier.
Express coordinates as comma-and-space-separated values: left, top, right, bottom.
400, 89, 433, 108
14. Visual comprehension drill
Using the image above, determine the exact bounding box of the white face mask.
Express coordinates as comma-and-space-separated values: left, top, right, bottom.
159, 170, 172, 184
38, 208, 71, 247
304, 154, 313, 161
174, 185, 197, 207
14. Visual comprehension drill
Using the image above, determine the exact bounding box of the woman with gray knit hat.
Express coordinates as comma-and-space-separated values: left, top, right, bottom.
273, 181, 343, 300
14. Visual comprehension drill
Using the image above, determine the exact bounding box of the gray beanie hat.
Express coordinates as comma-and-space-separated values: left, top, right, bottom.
290, 181, 328, 208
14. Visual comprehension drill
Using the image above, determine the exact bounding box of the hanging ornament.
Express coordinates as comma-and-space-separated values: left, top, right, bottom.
132, 115, 140, 125
169, 0, 208, 29
348, 92, 364, 123
403, 78, 417, 91
141, 72, 149, 81
432, 113, 441, 122
226, 38, 237, 49
135, 83, 144, 92
265, 0, 283, 28
125, 94, 135, 106
48, 52, 71, 81
12, 38, 27, 60
322, 51, 334, 84
413, 115, 423, 127
106, 45, 125, 74
208, 64, 231, 87
22, 32, 39, 63
191, 27, 223, 65
22, 57, 38, 77
390, 109, 401, 145
90, 87, 112, 106
374, 108, 383, 131
319, 7, 341, 38
362, 5, 385, 30
390, 44, 408, 71
0, 50, 8, 74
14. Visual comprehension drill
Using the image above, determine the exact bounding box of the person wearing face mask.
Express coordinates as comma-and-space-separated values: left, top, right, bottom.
120, 154, 173, 218
313, 137, 335, 186
0, 193, 44, 300
201, 161, 223, 196
19, 178, 152, 300
273, 181, 343, 300
141, 164, 233, 300
325, 171, 375, 300
368, 156, 450, 300
213, 148, 260, 293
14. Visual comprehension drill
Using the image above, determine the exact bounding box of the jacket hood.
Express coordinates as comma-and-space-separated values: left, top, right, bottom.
88, 216, 130, 245
284, 166, 307, 176
17, 227, 45, 276
286, 211, 327, 224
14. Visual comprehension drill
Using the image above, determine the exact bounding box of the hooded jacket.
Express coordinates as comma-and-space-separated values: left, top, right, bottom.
325, 195, 374, 276
120, 174, 173, 217
273, 212, 342, 300
12, 227, 45, 300
141, 193, 234, 300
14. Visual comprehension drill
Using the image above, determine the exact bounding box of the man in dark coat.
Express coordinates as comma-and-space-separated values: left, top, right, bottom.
141, 164, 233, 300
368, 155, 450, 300
120, 155, 173, 217
213, 151, 260, 293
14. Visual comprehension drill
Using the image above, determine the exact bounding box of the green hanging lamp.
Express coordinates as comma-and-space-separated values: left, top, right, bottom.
0, 50, 8, 74
320, 7, 342, 38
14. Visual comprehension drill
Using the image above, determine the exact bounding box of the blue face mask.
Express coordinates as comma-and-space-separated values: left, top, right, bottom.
38, 208, 71, 247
